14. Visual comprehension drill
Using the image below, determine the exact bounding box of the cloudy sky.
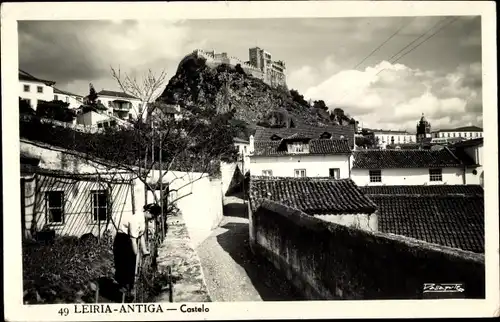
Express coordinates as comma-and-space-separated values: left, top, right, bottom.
18, 16, 482, 131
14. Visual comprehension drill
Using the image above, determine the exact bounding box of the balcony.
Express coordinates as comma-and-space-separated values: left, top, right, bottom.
110, 99, 133, 111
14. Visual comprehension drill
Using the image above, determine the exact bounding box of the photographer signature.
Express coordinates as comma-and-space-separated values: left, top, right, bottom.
423, 283, 465, 293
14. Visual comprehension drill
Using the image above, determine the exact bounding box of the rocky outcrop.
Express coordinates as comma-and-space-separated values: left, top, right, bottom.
158, 53, 336, 128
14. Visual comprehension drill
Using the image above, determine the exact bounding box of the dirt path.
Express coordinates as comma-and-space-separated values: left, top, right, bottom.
195, 197, 304, 302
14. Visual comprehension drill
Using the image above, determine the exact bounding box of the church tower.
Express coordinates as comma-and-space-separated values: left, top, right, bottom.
416, 113, 431, 143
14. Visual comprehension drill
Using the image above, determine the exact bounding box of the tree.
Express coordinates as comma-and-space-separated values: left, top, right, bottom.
110, 66, 168, 121
88, 83, 98, 106
36, 100, 76, 122
313, 100, 328, 111
19, 97, 35, 115
235, 64, 246, 75
289, 89, 309, 107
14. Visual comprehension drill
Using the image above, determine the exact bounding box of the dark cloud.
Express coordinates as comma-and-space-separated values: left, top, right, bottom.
18, 21, 114, 83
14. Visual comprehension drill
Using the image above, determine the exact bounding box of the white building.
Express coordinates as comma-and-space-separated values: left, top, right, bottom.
234, 137, 251, 174
53, 87, 84, 109
89, 90, 143, 121
248, 125, 355, 179
351, 147, 481, 186
431, 126, 483, 140
371, 129, 416, 147
449, 138, 484, 187
19, 70, 55, 110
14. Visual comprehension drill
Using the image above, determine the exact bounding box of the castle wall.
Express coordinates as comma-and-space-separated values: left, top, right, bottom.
193, 49, 286, 88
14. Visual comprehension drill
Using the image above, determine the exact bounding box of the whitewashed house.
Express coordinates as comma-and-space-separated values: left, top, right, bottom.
371, 129, 416, 146
53, 87, 84, 109
248, 125, 355, 178
351, 147, 480, 186
92, 90, 143, 121
234, 137, 251, 174
449, 138, 484, 186
20, 139, 146, 240
431, 126, 483, 141
19, 70, 55, 110
248, 176, 379, 231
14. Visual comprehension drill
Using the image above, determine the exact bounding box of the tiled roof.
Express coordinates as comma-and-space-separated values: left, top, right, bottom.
234, 137, 249, 144
253, 139, 351, 156
254, 124, 355, 147
439, 126, 483, 132
97, 90, 139, 100
363, 185, 484, 253
249, 176, 378, 215
360, 185, 484, 196
352, 148, 465, 169
451, 138, 483, 148
53, 87, 83, 98
19, 70, 55, 86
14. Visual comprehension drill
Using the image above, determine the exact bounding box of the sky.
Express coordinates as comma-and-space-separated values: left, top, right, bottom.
18, 16, 482, 132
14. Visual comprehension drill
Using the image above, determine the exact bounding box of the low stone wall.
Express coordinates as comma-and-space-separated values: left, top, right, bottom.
155, 214, 211, 302
249, 200, 485, 300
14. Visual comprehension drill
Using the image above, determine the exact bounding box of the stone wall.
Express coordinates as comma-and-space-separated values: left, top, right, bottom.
249, 200, 485, 300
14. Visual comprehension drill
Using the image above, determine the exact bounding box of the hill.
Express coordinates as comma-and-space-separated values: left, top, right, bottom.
157, 52, 351, 132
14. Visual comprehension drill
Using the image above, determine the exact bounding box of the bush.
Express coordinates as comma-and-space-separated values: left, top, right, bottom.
36, 100, 76, 123
23, 234, 114, 304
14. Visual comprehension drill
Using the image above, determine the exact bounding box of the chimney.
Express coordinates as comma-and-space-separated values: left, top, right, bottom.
249, 135, 255, 154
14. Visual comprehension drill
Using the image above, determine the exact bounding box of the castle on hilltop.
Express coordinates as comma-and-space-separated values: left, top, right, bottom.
192, 47, 287, 88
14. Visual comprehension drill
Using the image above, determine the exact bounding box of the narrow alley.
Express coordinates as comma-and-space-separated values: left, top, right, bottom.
196, 196, 304, 302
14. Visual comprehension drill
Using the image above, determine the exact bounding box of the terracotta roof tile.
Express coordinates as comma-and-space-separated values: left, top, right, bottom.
362, 185, 484, 253
352, 149, 465, 169
249, 176, 377, 215
253, 139, 351, 156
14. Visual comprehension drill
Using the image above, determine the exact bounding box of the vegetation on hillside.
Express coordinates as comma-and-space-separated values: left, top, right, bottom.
158, 54, 354, 132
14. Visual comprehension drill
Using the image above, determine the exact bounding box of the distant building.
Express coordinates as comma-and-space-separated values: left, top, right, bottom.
189, 47, 287, 88
234, 137, 251, 174
351, 148, 481, 186
431, 125, 483, 140
248, 125, 355, 179
416, 113, 432, 143
370, 129, 416, 148
248, 47, 286, 88
53, 87, 84, 109
83, 90, 143, 122
19, 70, 56, 110
361, 185, 484, 253
249, 176, 378, 231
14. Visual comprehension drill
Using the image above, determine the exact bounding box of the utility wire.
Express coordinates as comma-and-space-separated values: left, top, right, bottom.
337, 16, 459, 104
352, 17, 416, 71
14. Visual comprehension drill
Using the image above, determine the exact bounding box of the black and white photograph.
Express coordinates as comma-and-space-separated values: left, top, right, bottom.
2, 1, 498, 321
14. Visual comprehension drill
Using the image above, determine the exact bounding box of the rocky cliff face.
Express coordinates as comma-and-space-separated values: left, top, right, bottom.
157, 53, 336, 128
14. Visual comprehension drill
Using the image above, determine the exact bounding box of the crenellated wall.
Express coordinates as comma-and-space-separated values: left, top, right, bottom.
192, 49, 285, 87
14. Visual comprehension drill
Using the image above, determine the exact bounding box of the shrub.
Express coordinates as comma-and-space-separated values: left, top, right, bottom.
23, 235, 114, 304
36, 100, 76, 123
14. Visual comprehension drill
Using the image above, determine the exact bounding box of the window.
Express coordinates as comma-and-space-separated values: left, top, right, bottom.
447, 133, 450, 138
289, 142, 308, 153
23, 84, 30, 92
294, 169, 306, 177
97, 123, 103, 128
329, 168, 340, 179
369, 170, 382, 183
129, 113, 133, 120
37, 86, 43, 93
46, 191, 64, 224
262, 170, 273, 177
25, 99, 31, 106
244, 146, 247, 153
91, 190, 108, 222
475, 132, 479, 137
54, 95, 59, 101
429, 169, 442, 182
